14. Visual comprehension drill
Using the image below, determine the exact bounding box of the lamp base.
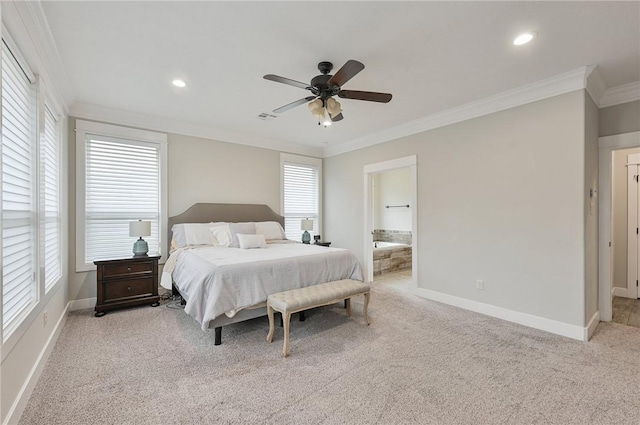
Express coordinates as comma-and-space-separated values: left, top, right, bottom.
133, 237, 149, 256
302, 230, 311, 244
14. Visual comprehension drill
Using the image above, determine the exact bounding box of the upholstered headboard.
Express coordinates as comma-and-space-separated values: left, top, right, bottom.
167, 203, 284, 252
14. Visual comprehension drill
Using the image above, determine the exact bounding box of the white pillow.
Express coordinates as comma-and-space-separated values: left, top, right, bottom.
237, 233, 267, 249
209, 224, 233, 247
255, 221, 286, 240
172, 222, 226, 247
230, 222, 256, 247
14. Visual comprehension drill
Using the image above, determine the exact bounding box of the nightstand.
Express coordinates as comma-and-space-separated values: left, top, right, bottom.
94, 254, 161, 317
314, 241, 331, 247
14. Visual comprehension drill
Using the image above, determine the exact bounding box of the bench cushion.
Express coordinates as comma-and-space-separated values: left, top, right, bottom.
268, 279, 369, 313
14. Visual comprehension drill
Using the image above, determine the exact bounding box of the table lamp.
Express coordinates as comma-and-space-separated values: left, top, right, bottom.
129, 220, 151, 256
301, 219, 313, 244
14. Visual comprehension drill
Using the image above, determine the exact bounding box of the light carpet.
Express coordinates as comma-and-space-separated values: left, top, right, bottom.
19, 275, 640, 424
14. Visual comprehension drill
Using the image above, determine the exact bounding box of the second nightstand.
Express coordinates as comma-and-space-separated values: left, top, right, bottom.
94, 254, 161, 317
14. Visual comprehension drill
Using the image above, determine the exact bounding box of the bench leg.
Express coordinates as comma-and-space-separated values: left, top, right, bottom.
363, 292, 370, 325
345, 298, 352, 317
266, 305, 275, 343
214, 327, 222, 345
283, 312, 291, 357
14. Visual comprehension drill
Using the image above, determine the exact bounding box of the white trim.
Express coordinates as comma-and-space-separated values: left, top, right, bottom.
324, 66, 594, 158
600, 81, 640, 109
363, 156, 418, 284
75, 119, 167, 143
612, 286, 628, 298
71, 102, 323, 158
585, 65, 607, 107
412, 287, 590, 341
598, 131, 640, 322
2, 302, 69, 425
585, 311, 601, 341
68, 297, 97, 312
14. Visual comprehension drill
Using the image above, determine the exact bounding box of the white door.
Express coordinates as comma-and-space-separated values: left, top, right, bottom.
627, 153, 640, 298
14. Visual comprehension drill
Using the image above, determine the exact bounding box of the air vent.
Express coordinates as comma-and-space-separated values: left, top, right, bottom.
257, 113, 277, 121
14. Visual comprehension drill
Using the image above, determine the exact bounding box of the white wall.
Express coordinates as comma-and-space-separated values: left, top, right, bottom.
374, 168, 412, 231
611, 147, 640, 289
325, 90, 588, 328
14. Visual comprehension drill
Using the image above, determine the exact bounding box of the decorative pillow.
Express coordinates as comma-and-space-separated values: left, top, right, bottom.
209, 224, 233, 247
255, 221, 286, 240
230, 222, 256, 247
237, 233, 267, 249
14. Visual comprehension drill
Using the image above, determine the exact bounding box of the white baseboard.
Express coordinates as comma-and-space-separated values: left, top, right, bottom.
68, 297, 96, 311
611, 286, 628, 298
585, 310, 601, 341
412, 287, 590, 341
3, 303, 69, 425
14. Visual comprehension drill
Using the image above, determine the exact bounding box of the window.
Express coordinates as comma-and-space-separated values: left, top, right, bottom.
1, 38, 37, 339
42, 105, 61, 292
76, 120, 168, 271
281, 153, 322, 241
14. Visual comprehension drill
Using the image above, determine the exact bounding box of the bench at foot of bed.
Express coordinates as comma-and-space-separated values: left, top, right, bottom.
266, 279, 370, 357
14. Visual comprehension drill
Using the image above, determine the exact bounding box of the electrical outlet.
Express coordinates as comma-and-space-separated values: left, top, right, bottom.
476, 279, 484, 290
43, 311, 48, 326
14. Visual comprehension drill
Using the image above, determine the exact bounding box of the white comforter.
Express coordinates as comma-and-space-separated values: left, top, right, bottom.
163, 242, 363, 330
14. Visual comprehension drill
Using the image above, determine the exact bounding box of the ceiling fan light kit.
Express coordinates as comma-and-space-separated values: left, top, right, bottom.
264, 60, 392, 125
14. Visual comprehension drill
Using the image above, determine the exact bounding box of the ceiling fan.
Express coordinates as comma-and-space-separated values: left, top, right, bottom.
263, 60, 392, 126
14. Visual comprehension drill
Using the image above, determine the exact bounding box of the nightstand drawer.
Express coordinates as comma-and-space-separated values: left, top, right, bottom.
104, 277, 154, 302
102, 261, 154, 278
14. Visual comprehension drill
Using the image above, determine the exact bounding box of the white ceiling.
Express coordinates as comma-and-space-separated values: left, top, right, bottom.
41, 1, 640, 153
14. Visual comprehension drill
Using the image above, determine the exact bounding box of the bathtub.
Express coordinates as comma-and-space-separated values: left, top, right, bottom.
373, 241, 409, 249
373, 242, 412, 276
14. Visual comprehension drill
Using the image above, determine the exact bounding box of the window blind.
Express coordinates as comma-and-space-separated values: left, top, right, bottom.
84, 136, 161, 262
283, 162, 319, 241
2, 39, 37, 338
43, 105, 61, 292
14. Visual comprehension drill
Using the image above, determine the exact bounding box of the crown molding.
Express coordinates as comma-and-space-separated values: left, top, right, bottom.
599, 81, 640, 108
70, 102, 323, 158
323, 66, 595, 158
7, 1, 75, 113
584, 65, 607, 107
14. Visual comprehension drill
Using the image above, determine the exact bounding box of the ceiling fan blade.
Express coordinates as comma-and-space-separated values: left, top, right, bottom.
263, 74, 311, 90
338, 90, 392, 103
273, 96, 317, 113
330, 112, 344, 122
327, 60, 364, 87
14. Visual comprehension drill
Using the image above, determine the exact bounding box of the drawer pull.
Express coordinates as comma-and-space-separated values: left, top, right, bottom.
127, 267, 131, 272
128, 286, 131, 292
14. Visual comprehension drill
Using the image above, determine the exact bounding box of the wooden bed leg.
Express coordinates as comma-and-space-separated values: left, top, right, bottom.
214, 327, 222, 345
299, 311, 306, 322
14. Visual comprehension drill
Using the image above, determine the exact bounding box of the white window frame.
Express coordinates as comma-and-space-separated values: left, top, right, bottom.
75, 120, 168, 272
280, 153, 322, 241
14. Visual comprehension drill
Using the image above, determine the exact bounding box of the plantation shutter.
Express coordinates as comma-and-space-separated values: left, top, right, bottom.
283, 162, 319, 241
2, 39, 37, 338
84, 136, 161, 262
43, 105, 61, 292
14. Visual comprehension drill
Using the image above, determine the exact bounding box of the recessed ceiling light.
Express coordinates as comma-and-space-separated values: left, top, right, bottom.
513, 32, 535, 46
172, 79, 186, 88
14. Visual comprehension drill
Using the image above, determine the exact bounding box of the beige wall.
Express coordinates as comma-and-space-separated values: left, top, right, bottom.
374, 168, 412, 231
325, 90, 588, 327
611, 147, 640, 289
584, 93, 599, 323
599, 100, 640, 137
68, 118, 286, 302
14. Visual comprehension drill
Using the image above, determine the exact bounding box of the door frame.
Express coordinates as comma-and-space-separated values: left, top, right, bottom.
599, 131, 640, 321
363, 155, 417, 284
627, 153, 640, 299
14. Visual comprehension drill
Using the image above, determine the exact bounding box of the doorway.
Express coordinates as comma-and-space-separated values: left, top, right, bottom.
599, 131, 640, 325
363, 156, 417, 286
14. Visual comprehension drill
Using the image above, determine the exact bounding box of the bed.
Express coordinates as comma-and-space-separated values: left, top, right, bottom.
163, 203, 363, 344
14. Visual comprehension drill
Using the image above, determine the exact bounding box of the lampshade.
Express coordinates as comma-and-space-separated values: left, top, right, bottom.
326, 97, 342, 118
301, 219, 314, 231
129, 220, 151, 237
